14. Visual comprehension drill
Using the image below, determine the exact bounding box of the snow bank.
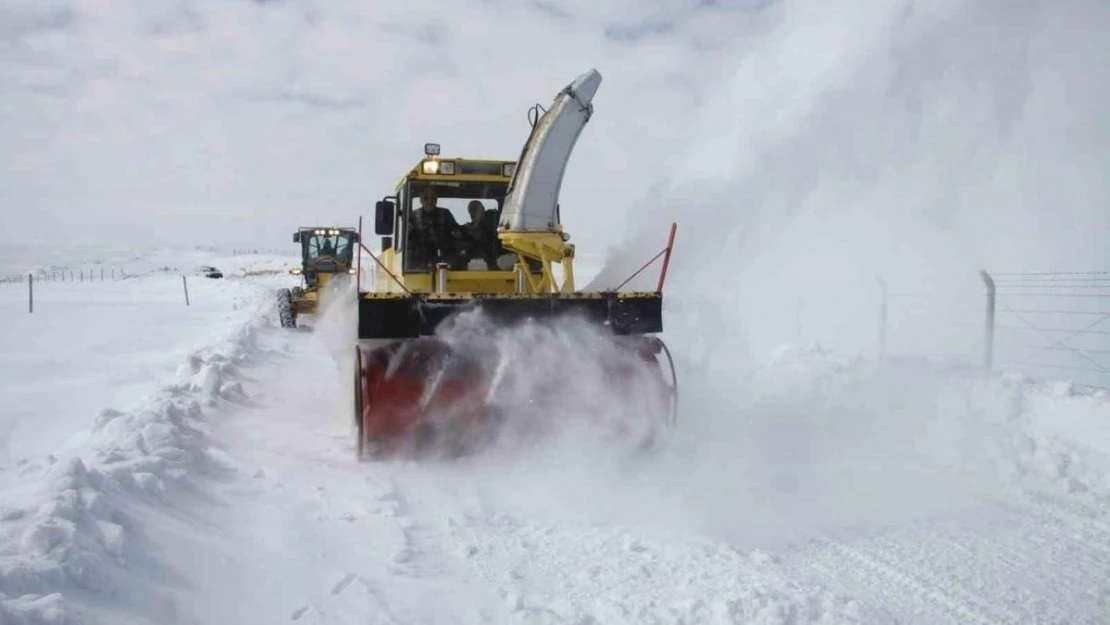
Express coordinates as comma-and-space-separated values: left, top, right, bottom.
724, 349, 1110, 525
0, 270, 282, 468
0, 276, 280, 625
738, 349, 1110, 502
971, 373, 1110, 497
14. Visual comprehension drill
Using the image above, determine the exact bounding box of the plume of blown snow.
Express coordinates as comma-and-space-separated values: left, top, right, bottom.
432, 350, 1028, 552
313, 274, 359, 356
590, 0, 1110, 362
427, 310, 673, 456
308, 275, 361, 430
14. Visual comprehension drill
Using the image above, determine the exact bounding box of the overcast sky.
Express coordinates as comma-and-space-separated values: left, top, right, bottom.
1, 0, 768, 253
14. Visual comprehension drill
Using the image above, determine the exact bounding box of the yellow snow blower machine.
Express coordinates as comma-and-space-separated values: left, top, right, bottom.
277, 227, 359, 328
352, 69, 678, 459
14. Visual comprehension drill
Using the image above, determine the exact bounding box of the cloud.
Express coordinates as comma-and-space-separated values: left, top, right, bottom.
0, 0, 759, 252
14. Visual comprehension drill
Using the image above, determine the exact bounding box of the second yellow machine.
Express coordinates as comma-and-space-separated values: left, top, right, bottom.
278, 226, 359, 328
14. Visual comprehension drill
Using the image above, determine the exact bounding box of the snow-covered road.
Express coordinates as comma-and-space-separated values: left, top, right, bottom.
3, 257, 1110, 624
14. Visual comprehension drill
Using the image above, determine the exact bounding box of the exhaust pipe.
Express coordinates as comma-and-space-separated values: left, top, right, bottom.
515, 262, 528, 293
435, 263, 449, 293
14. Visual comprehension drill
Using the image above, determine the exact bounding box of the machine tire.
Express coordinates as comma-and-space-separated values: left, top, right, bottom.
277, 288, 296, 328
355, 347, 367, 459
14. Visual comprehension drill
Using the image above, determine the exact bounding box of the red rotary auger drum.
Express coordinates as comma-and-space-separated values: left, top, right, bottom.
352, 294, 677, 460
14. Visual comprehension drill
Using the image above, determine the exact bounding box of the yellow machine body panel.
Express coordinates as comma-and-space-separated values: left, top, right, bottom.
356, 144, 665, 340
366, 151, 555, 297
282, 226, 359, 325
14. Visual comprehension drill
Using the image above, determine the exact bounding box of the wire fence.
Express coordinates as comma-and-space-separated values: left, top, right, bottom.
191, 245, 288, 256
986, 271, 1110, 392
875, 269, 1110, 393
0, 267, 129, 284
0, 246, 293, 285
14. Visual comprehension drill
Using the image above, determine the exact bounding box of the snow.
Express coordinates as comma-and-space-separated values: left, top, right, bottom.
1, 249, 1110, 624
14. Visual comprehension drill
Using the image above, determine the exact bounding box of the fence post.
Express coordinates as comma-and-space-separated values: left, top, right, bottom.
979, 269, 995, 369
877, 277, 888, 363
28, 273, 33, 313
182, 275, 190, 306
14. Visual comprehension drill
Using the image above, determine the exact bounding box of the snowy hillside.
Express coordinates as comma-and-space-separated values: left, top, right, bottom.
1, 249, 1109, 624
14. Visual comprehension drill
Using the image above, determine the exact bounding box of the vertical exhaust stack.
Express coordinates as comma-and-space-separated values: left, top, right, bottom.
499, 69, 602, 233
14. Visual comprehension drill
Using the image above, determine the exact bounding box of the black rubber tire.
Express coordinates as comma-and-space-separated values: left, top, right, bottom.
355, 347, 367, 460
276, 288, 296, 328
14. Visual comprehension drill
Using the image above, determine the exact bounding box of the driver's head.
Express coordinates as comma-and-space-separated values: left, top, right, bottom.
467, 200, 484, 222
419, 188, 437, 211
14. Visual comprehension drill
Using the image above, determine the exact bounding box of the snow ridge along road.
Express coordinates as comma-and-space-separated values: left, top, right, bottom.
2, 253, 1110, 624
0, 256, 293, 624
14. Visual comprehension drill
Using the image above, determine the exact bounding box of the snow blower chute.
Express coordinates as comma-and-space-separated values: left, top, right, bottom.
352, 69, 678, 459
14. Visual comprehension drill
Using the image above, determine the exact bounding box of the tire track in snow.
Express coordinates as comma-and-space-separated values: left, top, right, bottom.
382, 471, 863, 625
290, 573, 406, 625
781, 492, 1110, 625
201, 318, 506, 625
810, 536, 1009, 625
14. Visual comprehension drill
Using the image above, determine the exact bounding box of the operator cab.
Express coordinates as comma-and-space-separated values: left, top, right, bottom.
373, 143, 526, 275
403, 181, 508, 272
292, 227, 358, 287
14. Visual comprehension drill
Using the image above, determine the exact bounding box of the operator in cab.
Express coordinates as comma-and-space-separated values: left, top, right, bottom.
408, 187, 460, 263
457, 200, 499, 267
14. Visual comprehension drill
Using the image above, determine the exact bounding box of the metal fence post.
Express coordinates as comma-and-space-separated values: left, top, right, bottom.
979, 269, 995, 369
182, 275, 190, 306
28, 273, 33, 313
877, 277, 888, 363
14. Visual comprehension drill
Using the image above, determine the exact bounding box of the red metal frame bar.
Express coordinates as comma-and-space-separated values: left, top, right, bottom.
613, 249, 667, 292
612, 222, 678, 293
656, 222, 677, 293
